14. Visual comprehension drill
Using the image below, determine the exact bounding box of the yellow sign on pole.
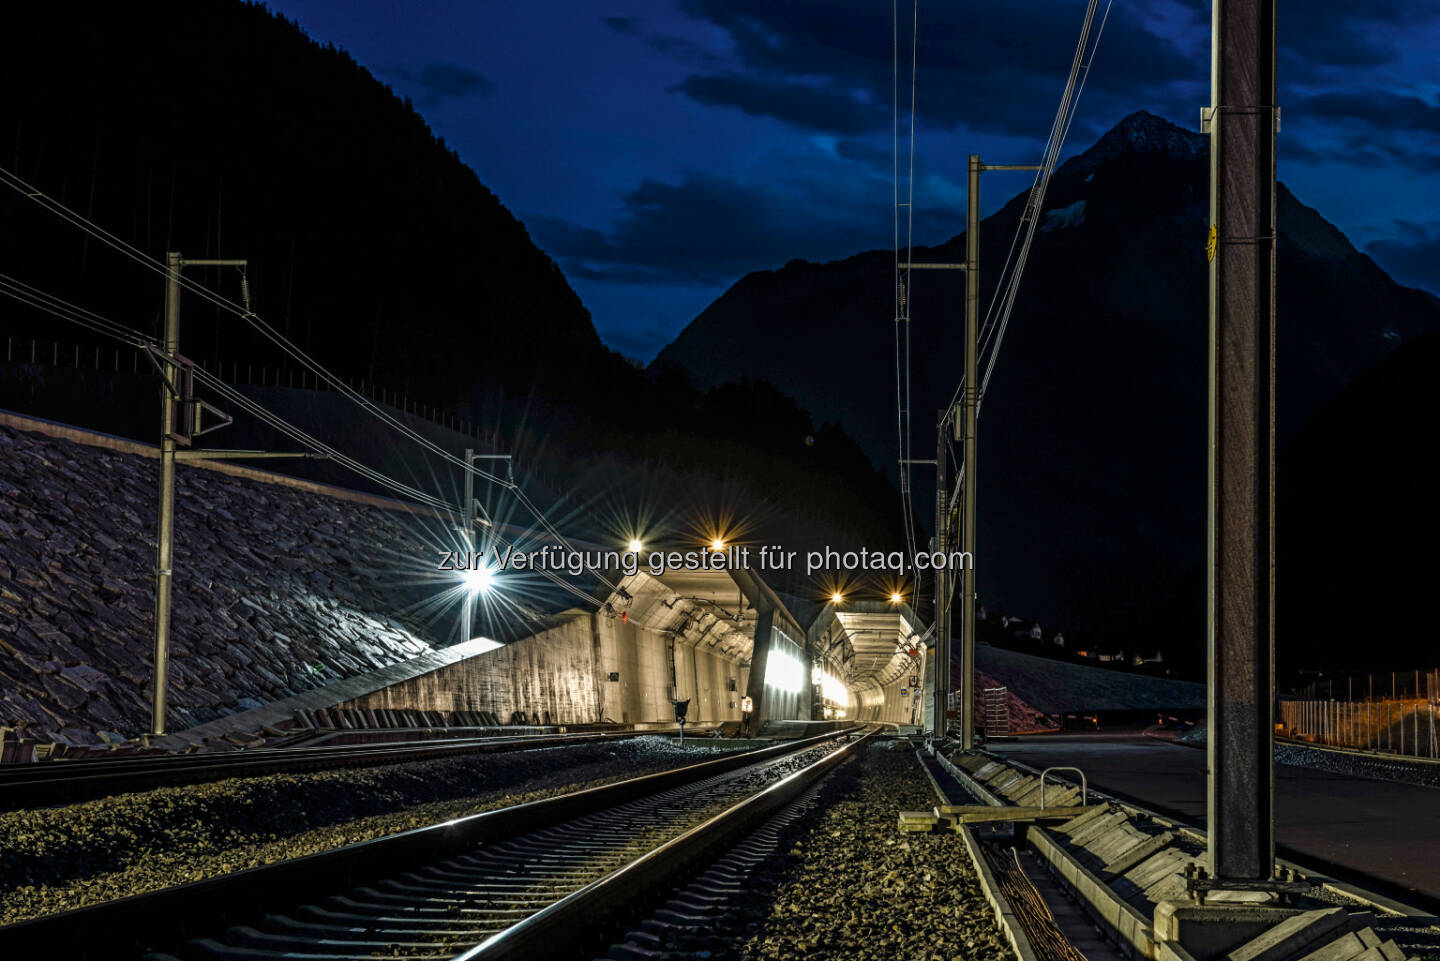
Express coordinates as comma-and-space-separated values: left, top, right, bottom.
1206, 224, 1218, 262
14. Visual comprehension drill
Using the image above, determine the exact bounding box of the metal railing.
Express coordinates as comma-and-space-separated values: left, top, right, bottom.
1280, 697, 1439, 758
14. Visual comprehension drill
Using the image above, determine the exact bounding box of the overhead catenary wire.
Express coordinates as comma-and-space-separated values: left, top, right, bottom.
892, 0, 924, 610
0, 271, 608, 607
195, 369, 606, 608
942, 0, 1113, 426
979, 0, 1112, 400
0, 163, 618, 594
0, 273, 155, 348
929, 0, 1112, 623
0, 273, 464, 514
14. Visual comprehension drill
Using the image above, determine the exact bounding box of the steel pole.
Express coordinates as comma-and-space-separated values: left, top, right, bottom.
1205, 0, 1278, 882
959, 154, 981, 751
461, 449, 476, 643
151, 252, 182, 737
933, 414, 949, 738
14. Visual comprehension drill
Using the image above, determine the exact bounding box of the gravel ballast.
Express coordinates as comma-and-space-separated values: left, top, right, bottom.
617, 738, 1011, 961
1178, 724, 1440, 790
0, 736, 745, 925
1275, 742, 1440, 789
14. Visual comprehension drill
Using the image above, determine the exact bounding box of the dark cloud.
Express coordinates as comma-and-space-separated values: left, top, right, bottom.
677, 74, 887, 134
603, 15, 637, 34
1278, 138, 1327, 166
1368, 221, 1440, 295
671, 0, 1198, 138
1300, 91, 1440, 134
1277, 129, 1440, 176
387, 62, 495, 103
1279, 0, 1428, 70
531, 170, 964, 288
834, 138, 893, 171
416, 62, 494, 98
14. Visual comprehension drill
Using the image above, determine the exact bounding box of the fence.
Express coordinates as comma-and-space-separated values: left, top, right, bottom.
1280, 697, 1440, 758
1294, 669, 1440, 702
2, 335, 495, 446
983, 687, 1010, 736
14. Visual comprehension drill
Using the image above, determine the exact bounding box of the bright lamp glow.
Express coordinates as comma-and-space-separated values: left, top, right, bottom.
831, 592, 843, 604
813, 669, 853, 706
890, 592, 903, 604
462, 565, 495, 594
764, 648, 805, 693
711, 538, 724, 551
627, 538, 643, 553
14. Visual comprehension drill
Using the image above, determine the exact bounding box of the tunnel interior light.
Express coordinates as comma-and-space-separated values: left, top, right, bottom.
627, 538, 643, 553
764, 647, 804, 693
813, 669, 853, 707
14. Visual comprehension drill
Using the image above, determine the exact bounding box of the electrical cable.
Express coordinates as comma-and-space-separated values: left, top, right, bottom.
0, 163, 617, 593
0, 273, 155, 348
979, 0, 1112, 403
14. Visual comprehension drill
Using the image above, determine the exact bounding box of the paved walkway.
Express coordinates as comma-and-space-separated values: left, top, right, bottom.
994, 733, 1440, 905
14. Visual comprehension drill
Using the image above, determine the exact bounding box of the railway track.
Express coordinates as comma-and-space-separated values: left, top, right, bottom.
0, 729, 672, 810
0, 727, 869, 959
599, 771, 830, 960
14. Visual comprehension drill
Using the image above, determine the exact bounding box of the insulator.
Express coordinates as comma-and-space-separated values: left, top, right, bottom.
239, 272, 253, 312
897, 280, 907, 310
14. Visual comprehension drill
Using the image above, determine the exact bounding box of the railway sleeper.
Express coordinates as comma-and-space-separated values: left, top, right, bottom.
180, 935, 450, 961
311, 899, 530, 923
380, 876, 555, 898
260, 914, 501, 940
360, 882, 554, 905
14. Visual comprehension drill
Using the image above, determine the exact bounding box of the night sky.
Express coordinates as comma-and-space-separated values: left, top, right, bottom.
268, 0, 1440, 362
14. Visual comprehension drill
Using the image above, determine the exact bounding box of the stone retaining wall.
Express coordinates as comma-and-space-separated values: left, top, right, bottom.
0, 417, 449, 744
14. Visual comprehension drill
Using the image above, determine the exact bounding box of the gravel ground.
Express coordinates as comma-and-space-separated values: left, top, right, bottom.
1274, 742, 1440, 789
622, 739, 1010, 961
1177, 724, 1440, 789
0, 736, 745, 924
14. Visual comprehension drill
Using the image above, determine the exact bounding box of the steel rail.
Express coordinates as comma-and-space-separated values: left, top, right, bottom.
0, 729, 682, 810
0, 728, 859, 958
460, 728, 874, 960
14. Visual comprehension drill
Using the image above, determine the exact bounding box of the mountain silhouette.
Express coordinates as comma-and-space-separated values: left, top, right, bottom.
0, 0, 910, 586
655, 111, 1440, 671
1280, 334, 1440, 676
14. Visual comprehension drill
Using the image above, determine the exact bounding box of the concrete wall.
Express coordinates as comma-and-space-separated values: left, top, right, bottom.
669, 636, 748, 725
873, 674, 926, 726
345, 611, 752, 726
345, 617, 598, 722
